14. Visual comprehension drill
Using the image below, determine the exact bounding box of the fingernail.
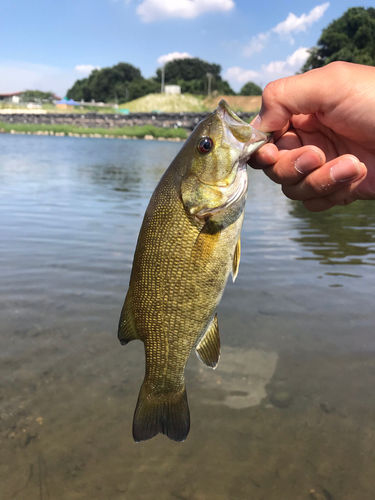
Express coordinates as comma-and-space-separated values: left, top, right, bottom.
330, 157, 360, 183
252, 114, 262, 129
295, 152, 322, 174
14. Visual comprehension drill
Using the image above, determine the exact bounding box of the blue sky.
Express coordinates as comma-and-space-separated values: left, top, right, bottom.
1, 0, 373, 97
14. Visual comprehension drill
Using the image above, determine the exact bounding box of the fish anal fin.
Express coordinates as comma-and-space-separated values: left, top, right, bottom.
232, 236, 241, 283
118, 292, 140, 345
133, 381, 190, 443
195, 314, 220, 369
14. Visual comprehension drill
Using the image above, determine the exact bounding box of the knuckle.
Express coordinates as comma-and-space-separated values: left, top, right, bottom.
262, 79, 287, 106
326, 190, 357, 206
281, 184, 301, 200
304, 174, 332, 197
303, 199, 333, 212
325, 61, 349, 76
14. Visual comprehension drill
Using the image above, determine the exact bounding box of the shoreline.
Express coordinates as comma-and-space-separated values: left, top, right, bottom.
0, 129, 185, 141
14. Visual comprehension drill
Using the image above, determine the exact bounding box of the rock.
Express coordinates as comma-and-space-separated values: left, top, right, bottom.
22, 432, 38, 447
309, 487, 334, 500
270, 391, 293, 408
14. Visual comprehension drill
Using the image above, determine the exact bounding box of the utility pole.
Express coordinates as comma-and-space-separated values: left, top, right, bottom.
161, 66, 165, 94
206, 72, 212, 96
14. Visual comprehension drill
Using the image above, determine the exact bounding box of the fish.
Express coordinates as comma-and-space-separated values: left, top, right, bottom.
118, 100, 272, 442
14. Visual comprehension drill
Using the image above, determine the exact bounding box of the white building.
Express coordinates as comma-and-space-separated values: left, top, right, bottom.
165, 85, 181, 95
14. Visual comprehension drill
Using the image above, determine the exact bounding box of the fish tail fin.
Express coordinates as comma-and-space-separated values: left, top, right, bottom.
132, 380, 190, 443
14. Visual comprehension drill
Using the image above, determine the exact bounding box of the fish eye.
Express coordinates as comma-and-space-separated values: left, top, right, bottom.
197, 137, 213, 154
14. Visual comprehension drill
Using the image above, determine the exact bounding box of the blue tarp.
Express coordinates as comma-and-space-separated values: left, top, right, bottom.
55, 98, 79, 106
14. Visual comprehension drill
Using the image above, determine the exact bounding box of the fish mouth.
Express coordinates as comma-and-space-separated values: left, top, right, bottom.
217, 99, 247, 126
216, 99, 272, 163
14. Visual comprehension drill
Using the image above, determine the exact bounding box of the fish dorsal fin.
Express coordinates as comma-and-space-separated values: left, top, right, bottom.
195, 314, 220, 369
232, 236, 241, 283
118, 292, 140, 345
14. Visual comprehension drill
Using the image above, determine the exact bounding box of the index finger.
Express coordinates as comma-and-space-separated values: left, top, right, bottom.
256, 63, 348, 133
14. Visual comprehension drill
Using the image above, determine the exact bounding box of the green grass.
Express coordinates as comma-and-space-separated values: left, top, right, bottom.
0, 121, 188, 139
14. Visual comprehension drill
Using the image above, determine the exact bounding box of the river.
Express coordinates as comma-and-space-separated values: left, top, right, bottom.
1, 134, 375, 500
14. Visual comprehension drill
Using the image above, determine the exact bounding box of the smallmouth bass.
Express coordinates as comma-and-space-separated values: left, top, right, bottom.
118, 100, 272, 442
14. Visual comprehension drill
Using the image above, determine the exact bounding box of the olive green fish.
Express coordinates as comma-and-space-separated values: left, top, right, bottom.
118, 100, 272, 442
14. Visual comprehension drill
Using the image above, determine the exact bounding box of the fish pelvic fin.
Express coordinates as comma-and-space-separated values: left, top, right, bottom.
232, 236, 241, 283
195, 313, 220, 369
133, 380, 190, 443
118, 292, 140, 345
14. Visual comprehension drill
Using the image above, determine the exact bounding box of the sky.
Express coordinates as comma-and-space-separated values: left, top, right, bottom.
1, 0, 373, 97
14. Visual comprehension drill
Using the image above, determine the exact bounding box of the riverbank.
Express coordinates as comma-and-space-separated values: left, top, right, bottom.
0, 122, 187, 140
0, 110, 257, 132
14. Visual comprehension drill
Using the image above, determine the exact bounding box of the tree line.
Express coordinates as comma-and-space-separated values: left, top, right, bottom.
302, 7, 375, 71
66, 7, 375, 104
66, 58, 262, 103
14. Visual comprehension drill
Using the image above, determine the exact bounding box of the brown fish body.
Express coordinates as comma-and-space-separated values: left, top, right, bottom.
118, 101, 271, 442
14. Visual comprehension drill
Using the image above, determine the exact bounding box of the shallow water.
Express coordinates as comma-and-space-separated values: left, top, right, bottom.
1, 134, 375, 500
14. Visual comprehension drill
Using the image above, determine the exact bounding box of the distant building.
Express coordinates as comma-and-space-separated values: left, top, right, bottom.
0, 92, 23, 104
165, 85, 181, 95
0, 91, 61, 103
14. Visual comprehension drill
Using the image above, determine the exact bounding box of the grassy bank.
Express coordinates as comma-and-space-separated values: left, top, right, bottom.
120, 93, 207, 113
0, 121, 188, 140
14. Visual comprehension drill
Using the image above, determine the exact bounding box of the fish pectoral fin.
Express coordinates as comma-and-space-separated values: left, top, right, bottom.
232, 236, 241, 283
118, 292, 140, 345
195, 314, 220, 369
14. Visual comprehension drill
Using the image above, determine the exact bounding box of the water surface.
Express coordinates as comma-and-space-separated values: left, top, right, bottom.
1, 134, 375, 500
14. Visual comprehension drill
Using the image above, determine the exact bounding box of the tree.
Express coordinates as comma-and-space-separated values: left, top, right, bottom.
301, 7, 375, 72
20, 90, 56, 102
66, 58, 237, 103
156, 57, 235, 95
67, 62, 144, 102
239, 81, 262, 96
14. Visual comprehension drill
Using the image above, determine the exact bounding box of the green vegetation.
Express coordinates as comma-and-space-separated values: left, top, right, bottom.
301, 7, 375, 71
121, 93, 207, 113
0, 121, 187, 140
239, 82, 262, 96
67, 62, 159, 104
67, 58, 237, 104
155, 57, 235, 95
19, 90, 56, 102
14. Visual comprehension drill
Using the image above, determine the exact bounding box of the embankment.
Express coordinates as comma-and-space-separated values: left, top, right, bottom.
0, 110, 257, 132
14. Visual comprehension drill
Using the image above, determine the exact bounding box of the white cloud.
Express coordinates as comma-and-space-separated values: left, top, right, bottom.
137, 0, 234, 22
224, 47, 309, 90
157, 51, 193, 66
242, 3, 329, 55
0, 60, 79, 97
284, 46, 310, 67
242, 32, 269, 57
224, 67, 259, 85
273, 2, 329, 42
75, 64, 100, 74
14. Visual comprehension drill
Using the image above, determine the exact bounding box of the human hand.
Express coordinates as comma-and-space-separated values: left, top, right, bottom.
249, 62, 375, 211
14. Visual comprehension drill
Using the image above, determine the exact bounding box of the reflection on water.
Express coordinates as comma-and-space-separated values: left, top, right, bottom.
290, 200, 375, 267
1, 135, 375, 500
